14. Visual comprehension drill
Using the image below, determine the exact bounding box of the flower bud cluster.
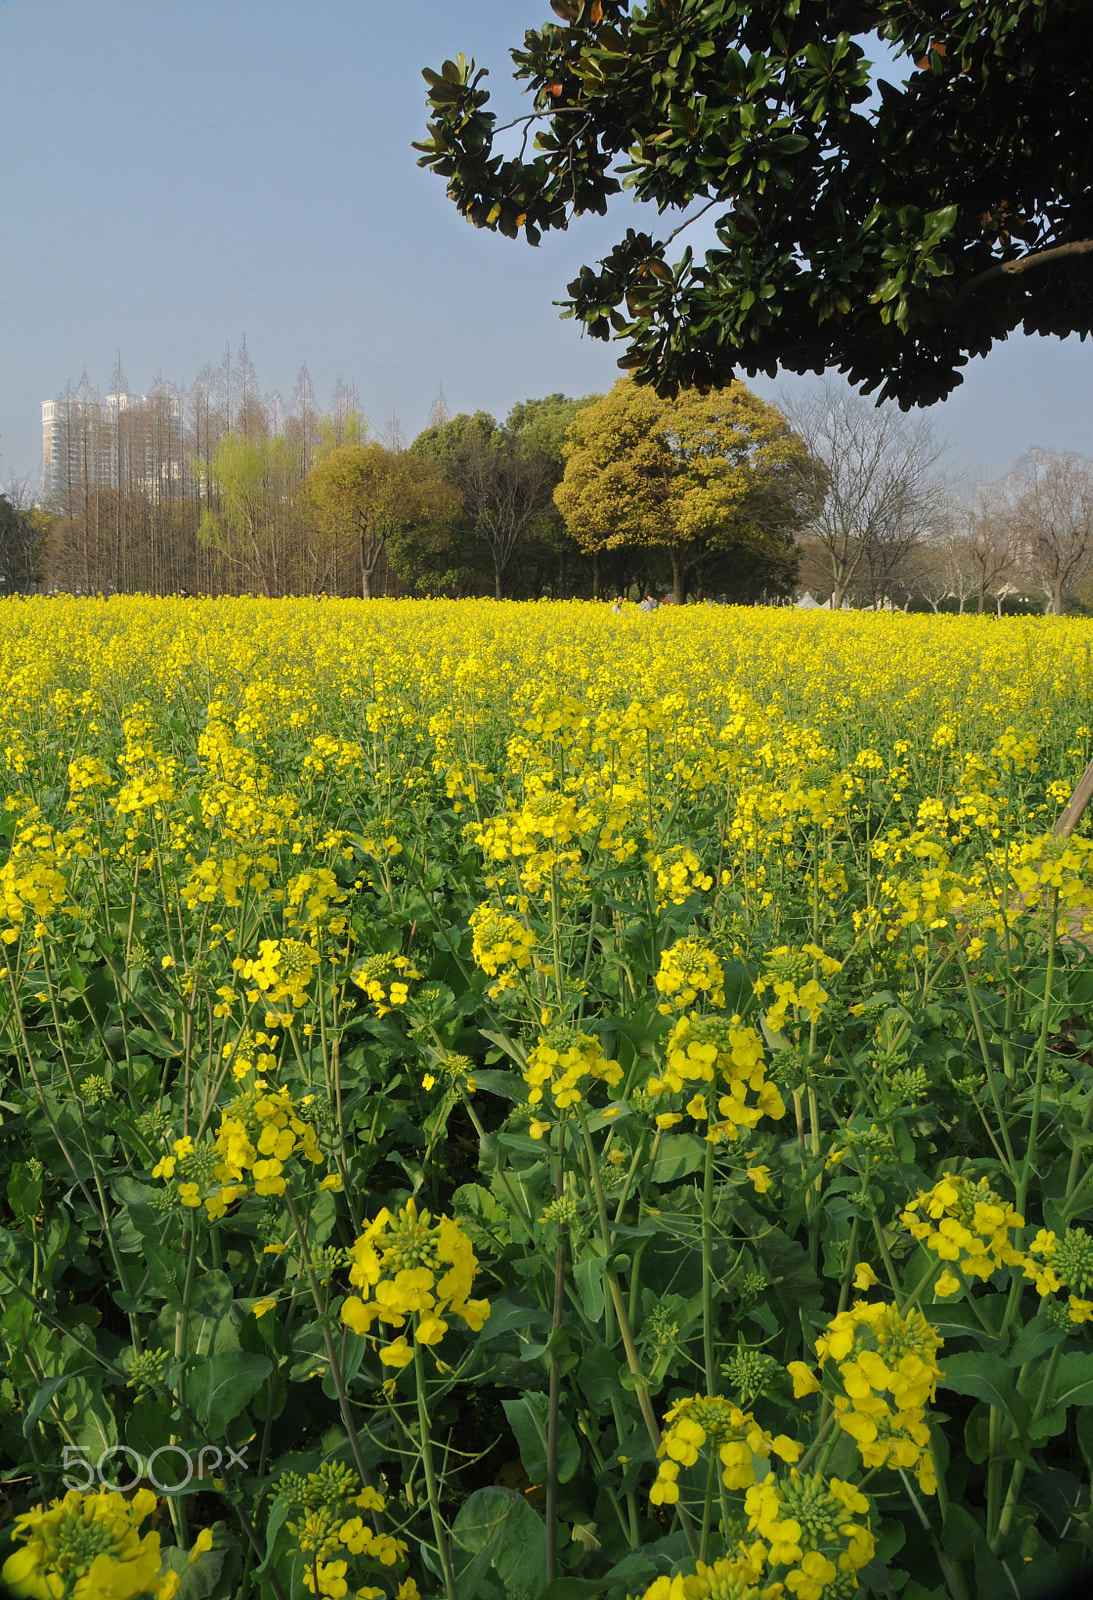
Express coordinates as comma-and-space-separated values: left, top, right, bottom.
634, 1554, 782, 1600
655, 937, 725, 1013
1023, 1226, 1093, 1324
469, 903, 536, 995
523, 1026, 623, 1122
649, 847, 713, 908
153, 1081, 327, 1211
742, 1471, 875, 1600
232, 937, 318, 1010
2, 1488, 206, 1600
754, 945, 842, 1034
278, 1463, 412, 1600
350, 952, 422, 1017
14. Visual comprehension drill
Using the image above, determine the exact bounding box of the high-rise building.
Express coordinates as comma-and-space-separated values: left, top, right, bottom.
41, 388, 185, 506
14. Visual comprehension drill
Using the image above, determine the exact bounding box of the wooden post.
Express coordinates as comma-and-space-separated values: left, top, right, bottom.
1055, 756, 1093, 839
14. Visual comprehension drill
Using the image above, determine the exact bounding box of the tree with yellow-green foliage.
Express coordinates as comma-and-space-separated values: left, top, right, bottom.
304, 443, 461, 600
554, 378, 817, 604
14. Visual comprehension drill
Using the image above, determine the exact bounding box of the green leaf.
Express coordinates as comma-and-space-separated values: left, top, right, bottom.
468, 1068, 525, 1100
23, 1368, 93, 1438
1027, 1350, 1093, 1443
651, 1133, 706, 1183
923, 204, 958, 242
191, 1352, 271, 1434
7, 1162, 42, 1224
501, 1393, 581, 1484
1005, 1310, 1069, 1368
480, 1028, 528, 1068
575, 1253, 608, 1321
452, 1486, 547, 1600
577, 1343, 624, 1407
158, 1546, 228, 1600
939, 1352, 1030, 1430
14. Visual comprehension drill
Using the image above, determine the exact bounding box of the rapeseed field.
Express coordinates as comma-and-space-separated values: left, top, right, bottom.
1, 597, 1091, 1600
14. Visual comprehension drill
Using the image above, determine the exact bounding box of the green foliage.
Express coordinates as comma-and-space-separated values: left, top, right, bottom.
417, 1, 1093, 407
410, 399, 601, 599
0, 494, 48, 594
303, 443, 461, 599
554, 378, 811, 600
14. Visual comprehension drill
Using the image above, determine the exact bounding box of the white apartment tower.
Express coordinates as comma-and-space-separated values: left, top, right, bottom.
41, 389, 185, 505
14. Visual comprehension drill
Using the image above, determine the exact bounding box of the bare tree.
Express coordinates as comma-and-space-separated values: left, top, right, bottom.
782, 381, 946, 609
903, 538, 955, 613
949, 483, 1019, 614
1007, 448, 1093, 615
428, 384, 451, 429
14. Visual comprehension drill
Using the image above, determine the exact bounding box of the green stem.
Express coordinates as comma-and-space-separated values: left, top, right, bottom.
701, 1133, 718, 1397
413, 1339, 459, 1600
545, 1123, 567, 1585
1017, 887, 1059, 1221
992, 1344, 1064, 1553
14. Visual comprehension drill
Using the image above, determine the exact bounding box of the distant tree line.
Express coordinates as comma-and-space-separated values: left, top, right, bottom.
13, 351, 1092, 613
20, 349, 810, 602
788, 384, 1093, 617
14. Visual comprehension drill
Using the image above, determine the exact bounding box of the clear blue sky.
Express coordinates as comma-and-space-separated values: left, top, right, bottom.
1, 0, 1090, 490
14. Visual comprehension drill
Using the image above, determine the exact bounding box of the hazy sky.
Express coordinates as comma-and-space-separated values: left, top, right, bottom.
2, 0, 1090, 490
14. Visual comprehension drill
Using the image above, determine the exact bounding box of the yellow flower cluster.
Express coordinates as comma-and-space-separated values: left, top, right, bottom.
350, 953, 422, 1017
754, 945, 842, 1034
280, 1464, 411, 1600
650, 846, 713, 907
0, 815, 70, 942
341, 1198, 490, 1366
234, 937, 318, 1010
523, 1027, 623, 1126
649, 1394, 801, 1505
635, 1556, 782, 1600
655, 937, 725, 1013
1007, 833, 1093, 926
473, 789, 590, 897
742, 1472, 875, 1600
153, 1081, 326, 1211
2, 1488, 203, 1600
1022, 1226, 1093, 1324
469, 903, 536, 994
649, 1013, 785, 1143
901, 1173, 1025, 1293
789, 1300, 944, 1494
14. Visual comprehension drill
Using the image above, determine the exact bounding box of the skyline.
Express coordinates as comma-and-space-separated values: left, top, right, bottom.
2, 0, 1091, 494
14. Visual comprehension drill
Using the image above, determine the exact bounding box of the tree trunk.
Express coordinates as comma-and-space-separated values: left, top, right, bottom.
360, 533, 371, 598
670, 549, 683, 606
494, 559, 503, 601
592, 547, 600, 599
831, 582, 846, 610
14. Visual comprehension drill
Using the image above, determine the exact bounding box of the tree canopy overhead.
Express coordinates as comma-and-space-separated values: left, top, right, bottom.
416, 1, 1093, 408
